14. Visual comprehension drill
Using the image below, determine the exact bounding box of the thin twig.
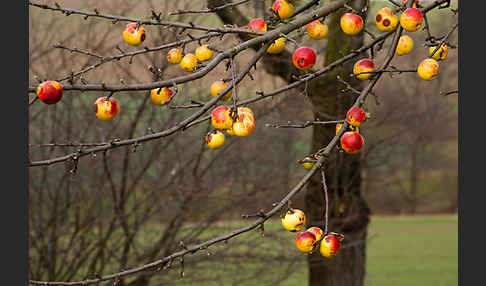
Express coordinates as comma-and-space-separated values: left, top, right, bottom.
265, 120, 344, 129
29, 1, 266, 36
168, 0, 251, 15
229, 56, 239, 122
428, 20, 458, 59
321, 169, 329, 234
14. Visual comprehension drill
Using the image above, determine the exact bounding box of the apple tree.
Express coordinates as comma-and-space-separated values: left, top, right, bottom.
29, 0, 458, 286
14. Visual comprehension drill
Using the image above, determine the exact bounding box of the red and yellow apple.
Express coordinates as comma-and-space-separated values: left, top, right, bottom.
231, 107, 256, 137
346, 106, 367, 127
307, 227, 324, 241
150, 87, 173, 106
281, 209, 306, 232
400, 8, 423, 32
211, 105, 233, 130
122, 23, 146, 46
340, 13, 364, 35
195, 45, 213, 62
180, 53, 198, 72
306, 20, 329, 40
295, 231, 317, 253
205, 130, 225, 149
94, 97, 120, 121
167, 48, 183, 64
353, 58, 375, 80
247, 18, 267, 37
396, 35, 414, 55
292, 46, 316, 70
272, 0, 294, 20
320, 234, 343, 258
36, 80, 63, 104
340, 131, 364, 154
417, 58, 439, 81
429, 44, 448, 61
300, 156, 315, 170
266, 37, 286, 54
375, 7, 398, 32
210, 81, 232, 100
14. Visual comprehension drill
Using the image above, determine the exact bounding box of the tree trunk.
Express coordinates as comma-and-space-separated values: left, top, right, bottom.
208, 1, 371, 285
305, 1, 370, 285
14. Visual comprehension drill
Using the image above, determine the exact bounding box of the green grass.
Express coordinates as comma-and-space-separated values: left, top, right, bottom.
259, 215, 458, 286
364, 215, 458, 286
146, 215, 458, 286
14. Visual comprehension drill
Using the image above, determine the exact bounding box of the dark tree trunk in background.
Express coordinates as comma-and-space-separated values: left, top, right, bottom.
210, 0, 370, 285
208, 0, 301, 82
305, 1, 370, 286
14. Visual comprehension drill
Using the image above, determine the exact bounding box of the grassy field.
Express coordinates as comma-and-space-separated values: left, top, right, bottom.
148, 215, 458, 286
363, 215, 458, 286
278, 215, 458, 286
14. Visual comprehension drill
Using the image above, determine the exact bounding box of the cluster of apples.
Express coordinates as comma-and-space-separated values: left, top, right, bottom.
205, 106, 256, 149
123, 20, 215, 74
281, 209, 344, 258
35, 0, 445, 123
247, 18, 286, 55
290, 19, 329, 71
165, 44, 214, 73
246, 0, 330, 67
373, 2, 448, 81
300, 106, 368, 170
339, 106, 368, 154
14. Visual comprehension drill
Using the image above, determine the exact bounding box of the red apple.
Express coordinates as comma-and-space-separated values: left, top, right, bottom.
295, 231, 317, 253
211, 105, 233, 130
247, 18, 267, 37
36, 81, 63, 104
292, 46, 316, 70
400, 8, 423, 32
340, 13, 364, 35
353, 58, 375, 80
346, 106, 367, 127
320, 234, 343, 258
340, 131, 364, 154
94, 97, 119, 121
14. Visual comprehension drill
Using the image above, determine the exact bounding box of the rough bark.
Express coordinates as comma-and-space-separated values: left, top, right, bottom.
305, 1, 370, 286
